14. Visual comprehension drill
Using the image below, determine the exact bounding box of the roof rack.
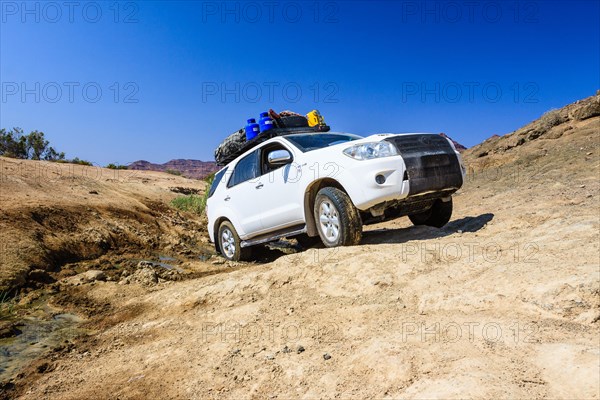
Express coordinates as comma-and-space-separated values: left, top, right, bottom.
216, 125, 330, 166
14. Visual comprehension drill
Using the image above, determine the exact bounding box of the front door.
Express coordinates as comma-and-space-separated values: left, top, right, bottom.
256, 143, 304, 231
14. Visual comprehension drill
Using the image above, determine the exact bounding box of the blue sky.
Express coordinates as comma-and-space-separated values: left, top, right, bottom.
1, 0, 599, 165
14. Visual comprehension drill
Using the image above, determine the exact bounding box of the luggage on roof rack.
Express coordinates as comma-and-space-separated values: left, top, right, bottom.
214, 114, 330, 166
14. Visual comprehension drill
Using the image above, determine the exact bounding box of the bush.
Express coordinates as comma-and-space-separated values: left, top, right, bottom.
203, 171, 216, 184
170, 194, 206, 215
70, 157, 93, 166
539, 109, 563, 130
165, 169, 182, 176
106, 163, 128, 170
0, 291, 17, 319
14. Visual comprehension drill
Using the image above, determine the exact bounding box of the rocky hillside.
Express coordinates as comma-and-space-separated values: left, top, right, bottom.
465, 92, 600, 166
128, 159, 218, 180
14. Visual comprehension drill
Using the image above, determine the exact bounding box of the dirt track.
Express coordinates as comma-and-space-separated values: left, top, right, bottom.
1, 107, 599, 398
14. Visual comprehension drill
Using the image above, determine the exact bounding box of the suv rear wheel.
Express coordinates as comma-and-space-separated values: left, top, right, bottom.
409, 198, 453, 228
314, 187, 362, 247
218, 221, 251, 261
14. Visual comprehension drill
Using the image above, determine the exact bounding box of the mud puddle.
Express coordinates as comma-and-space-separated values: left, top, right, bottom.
0, 303, 84, 383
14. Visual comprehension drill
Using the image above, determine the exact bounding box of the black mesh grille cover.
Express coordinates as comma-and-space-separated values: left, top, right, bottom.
385, 134, 463, 196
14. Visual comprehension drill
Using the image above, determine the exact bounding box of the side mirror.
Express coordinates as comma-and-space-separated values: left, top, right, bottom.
267, 149, 292, 166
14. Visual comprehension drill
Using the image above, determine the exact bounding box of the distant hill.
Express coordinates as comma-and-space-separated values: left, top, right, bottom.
128, 159, 218, 180
439, 133, 467, 152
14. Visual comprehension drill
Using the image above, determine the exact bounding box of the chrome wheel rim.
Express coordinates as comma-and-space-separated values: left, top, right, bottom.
319, 200, 340, 242
221, 228, 236, 259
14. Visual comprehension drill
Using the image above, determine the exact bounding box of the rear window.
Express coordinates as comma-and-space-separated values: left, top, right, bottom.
207, 167, 228, 198
284, 133, 362, 152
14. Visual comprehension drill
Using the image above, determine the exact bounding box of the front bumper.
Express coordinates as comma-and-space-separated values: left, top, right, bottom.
340, 134, 465, 211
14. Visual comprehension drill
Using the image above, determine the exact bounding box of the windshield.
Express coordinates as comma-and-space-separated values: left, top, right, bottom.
284, 133, 362, 152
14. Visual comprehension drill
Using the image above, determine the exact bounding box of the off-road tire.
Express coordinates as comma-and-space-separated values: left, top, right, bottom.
409, 198, 453, 228
314, 187, 362, 247
218, 221, 252, 261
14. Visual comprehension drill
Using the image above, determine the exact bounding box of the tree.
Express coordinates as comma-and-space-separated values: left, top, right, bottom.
0, 128, 65, 161
0, 128, 27, 158
26, 130, 50, 160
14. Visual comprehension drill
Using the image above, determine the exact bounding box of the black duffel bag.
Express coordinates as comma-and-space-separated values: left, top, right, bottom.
214, 128, 246, 166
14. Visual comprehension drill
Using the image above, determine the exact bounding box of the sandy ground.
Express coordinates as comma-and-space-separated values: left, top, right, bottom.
1, 112, 599, 398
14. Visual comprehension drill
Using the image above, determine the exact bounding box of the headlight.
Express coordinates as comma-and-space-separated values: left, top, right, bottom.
343, 141, 398, 160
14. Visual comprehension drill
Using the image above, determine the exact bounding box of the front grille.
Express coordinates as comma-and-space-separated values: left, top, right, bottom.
385, 134, 463, 196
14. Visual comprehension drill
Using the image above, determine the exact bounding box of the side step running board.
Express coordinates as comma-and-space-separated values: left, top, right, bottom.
241, 225, 306, 248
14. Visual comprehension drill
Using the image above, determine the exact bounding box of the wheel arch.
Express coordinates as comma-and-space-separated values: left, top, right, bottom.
303, 178, 351, 237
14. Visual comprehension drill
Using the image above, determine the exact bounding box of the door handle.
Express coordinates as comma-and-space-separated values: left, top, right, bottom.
255, 183, 264, 189
224, 195, 231, 201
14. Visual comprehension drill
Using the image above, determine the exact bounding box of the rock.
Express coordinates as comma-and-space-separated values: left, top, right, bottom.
81, 270, 106, 283
66, 270, 106, 285
266, 354, 275, 360
88, 190, 99, 195
296, 345, 305, 354
0, 321, 23, 339
323, 353, 331, 360
569, 97, 600, 120
131, 268, 158, 286
282, 345, 291, 353
226, 261, 242, 268
27, 269, 55, 284
137, 261, 157, 269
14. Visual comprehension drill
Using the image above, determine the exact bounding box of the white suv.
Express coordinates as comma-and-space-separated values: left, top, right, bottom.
207, 132, 466, 261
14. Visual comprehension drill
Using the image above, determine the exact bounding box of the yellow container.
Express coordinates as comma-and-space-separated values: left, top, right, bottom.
306, 109, 325, 127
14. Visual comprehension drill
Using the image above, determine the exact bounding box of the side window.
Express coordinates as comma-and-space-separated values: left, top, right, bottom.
207, 167, 227, 198
228, 150, 259, 187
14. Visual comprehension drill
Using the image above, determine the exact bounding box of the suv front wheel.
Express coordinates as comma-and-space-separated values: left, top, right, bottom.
218, 221, 251, 261
314, 187, 362, 247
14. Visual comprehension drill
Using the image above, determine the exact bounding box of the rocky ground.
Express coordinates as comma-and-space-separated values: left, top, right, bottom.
1, 95, 599, 399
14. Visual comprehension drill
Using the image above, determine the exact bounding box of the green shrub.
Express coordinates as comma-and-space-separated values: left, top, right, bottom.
170, 194, 206, 214
70, 157, 93, 166
0, 291, 16, 319
106, 163, 128, 170
165, 169, 182, 176
203, 171, 216, 184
